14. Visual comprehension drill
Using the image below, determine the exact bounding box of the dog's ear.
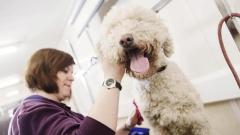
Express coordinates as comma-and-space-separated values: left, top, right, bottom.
162, 38, 174, 57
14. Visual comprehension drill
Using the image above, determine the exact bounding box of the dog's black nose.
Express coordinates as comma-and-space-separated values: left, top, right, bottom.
119, 34, 134, 48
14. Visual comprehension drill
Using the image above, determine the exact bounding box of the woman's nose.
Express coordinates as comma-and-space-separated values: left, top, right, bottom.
68, 73, 74, 81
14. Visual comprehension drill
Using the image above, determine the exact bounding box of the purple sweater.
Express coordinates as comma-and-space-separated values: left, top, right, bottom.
8, 95, 115, 135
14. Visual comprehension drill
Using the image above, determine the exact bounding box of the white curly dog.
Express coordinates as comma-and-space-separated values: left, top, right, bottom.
97, 4, 212, 135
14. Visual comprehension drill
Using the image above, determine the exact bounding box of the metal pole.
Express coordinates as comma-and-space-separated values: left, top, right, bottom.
152, 0, 172, 12
77, 0, 104, 38
70, 0, 87, 25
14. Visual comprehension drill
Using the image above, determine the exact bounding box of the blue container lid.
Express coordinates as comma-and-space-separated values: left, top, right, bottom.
129, 127, 150, 135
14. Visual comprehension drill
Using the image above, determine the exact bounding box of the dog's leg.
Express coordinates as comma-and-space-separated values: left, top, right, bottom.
147, 108, 178, 135
158, 108, 178, 127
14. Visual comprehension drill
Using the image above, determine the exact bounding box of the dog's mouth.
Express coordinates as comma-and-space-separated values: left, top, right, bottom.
125, 47, 150, 73
130, 53, 149, 73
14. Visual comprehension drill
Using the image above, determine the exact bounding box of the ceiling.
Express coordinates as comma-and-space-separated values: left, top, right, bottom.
0, 0, 76, 86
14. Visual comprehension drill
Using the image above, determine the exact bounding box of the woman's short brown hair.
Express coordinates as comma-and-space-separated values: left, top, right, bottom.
25, 48, 75, 93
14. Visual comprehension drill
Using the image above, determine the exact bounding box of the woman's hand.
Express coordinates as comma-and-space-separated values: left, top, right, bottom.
115, 106, 144, 135
124, 109, 143, 130
100, 57, 125, 82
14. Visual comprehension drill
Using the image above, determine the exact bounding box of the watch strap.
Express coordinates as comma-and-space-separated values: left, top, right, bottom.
115, 81, 122, 90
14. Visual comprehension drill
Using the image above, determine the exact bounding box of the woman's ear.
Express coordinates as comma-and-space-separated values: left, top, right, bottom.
162, 38, 174, 57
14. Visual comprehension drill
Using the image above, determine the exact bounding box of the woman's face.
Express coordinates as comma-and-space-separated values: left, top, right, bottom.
56, 65, 74, 101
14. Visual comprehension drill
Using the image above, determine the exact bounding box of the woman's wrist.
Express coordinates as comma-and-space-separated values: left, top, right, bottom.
104, 74, 123, 83
102, 62, 125, 83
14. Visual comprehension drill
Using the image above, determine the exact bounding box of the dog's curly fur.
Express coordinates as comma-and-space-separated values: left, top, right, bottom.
97, 4, 211, 135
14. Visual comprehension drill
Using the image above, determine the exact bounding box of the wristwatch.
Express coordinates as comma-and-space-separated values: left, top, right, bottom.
102, 78, 122, 91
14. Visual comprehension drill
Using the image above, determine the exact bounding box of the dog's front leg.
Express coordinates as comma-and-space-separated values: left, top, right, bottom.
157, 108, 178, 126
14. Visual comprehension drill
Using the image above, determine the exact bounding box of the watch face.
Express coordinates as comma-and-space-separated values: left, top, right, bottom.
106, 79, 115, 86
103, 78, 121, 90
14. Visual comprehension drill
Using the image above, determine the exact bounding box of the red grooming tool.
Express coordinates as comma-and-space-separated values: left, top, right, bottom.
133, 100, 144, 124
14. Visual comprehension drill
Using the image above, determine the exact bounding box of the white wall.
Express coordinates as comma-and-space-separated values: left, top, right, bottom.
158, 0, 240, 103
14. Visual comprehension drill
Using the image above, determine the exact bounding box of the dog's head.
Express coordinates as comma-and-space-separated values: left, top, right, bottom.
97, 4, 174, 79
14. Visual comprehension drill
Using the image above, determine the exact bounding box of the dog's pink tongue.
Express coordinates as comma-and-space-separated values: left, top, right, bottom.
130, 55, 149, 73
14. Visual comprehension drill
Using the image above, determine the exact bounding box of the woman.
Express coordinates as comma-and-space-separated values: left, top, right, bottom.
8, 48, 142, 135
